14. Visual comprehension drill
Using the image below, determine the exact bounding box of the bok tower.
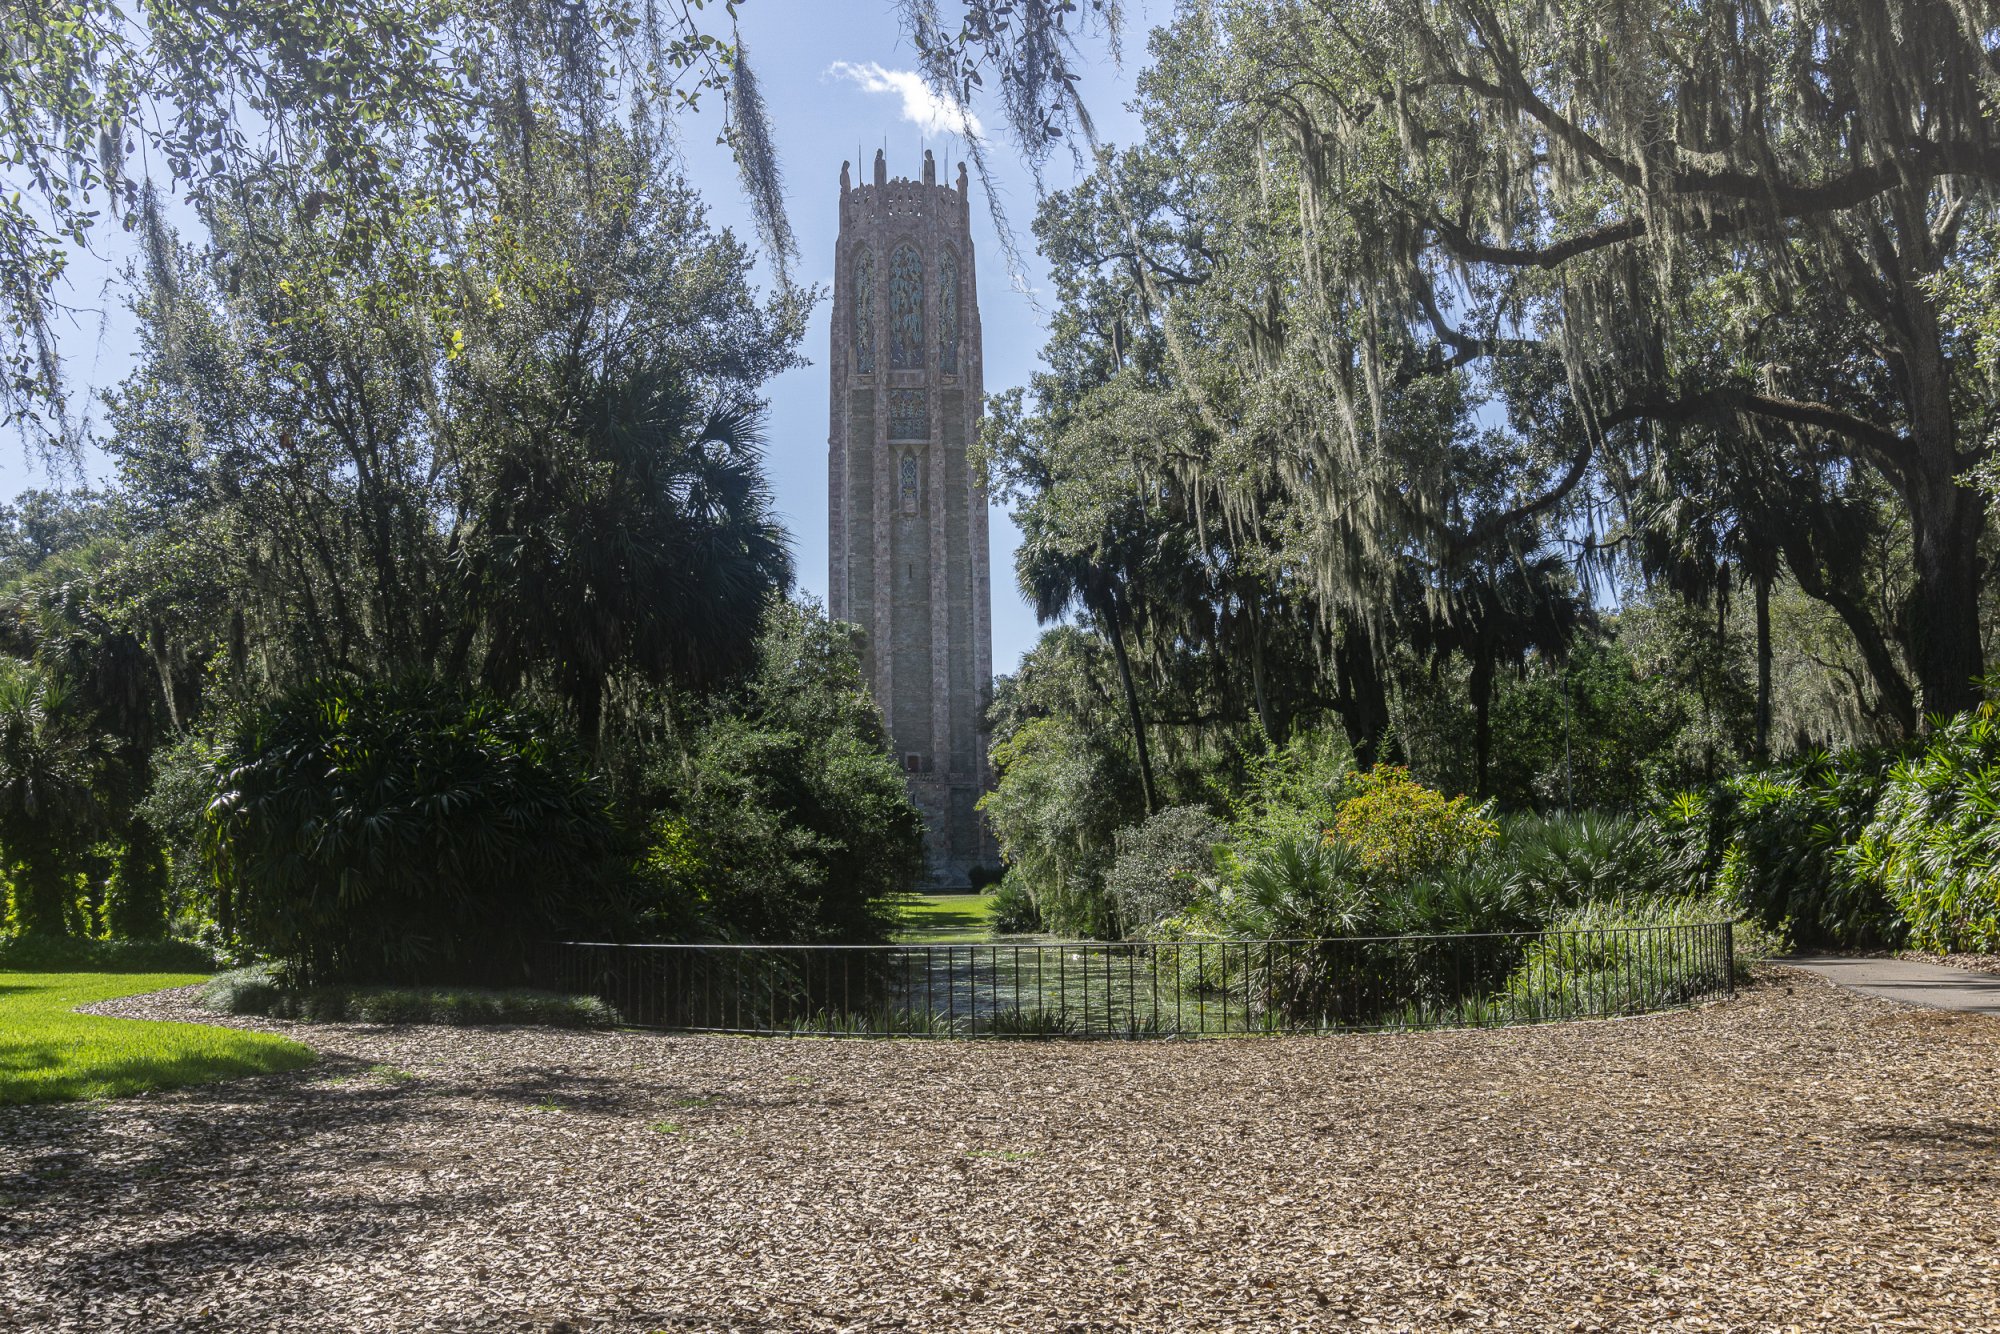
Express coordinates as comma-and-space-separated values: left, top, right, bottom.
829, 149, 996, 887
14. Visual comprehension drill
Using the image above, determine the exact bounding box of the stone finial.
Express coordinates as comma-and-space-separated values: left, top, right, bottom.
923, 149, 936, 185
840, 160, 851, 193
873, 148, 887, 186
956, 161, 968, 195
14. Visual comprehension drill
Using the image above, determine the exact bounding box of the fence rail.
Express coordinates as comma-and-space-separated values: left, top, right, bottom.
536, 921, 1734, 1038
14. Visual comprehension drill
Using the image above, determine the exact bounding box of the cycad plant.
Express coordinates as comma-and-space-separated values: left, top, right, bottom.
0, 665, 109, 937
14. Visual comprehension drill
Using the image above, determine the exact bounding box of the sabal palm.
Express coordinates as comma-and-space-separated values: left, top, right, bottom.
1016, 497, 1167, 813
474, 360, 793, 746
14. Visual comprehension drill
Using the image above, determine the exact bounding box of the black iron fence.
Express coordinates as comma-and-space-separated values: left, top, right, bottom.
535, 920, 1734, 1038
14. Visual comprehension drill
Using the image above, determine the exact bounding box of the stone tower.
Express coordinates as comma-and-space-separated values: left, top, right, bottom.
829, 149, 996, 888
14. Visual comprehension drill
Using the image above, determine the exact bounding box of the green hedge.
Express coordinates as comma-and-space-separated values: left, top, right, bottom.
198, 965, 618, 1027
0, 933, 217, 973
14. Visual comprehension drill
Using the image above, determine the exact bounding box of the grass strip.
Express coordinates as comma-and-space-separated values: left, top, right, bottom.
0, 971, 316, 1106
892, 893, 999, 944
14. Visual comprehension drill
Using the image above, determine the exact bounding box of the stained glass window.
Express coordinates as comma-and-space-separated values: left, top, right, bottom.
939, 248, 960, 374
900, 455, 919, 513
852, 246, 876, 373
889, 388, 929, 440
889, 242, 924, 369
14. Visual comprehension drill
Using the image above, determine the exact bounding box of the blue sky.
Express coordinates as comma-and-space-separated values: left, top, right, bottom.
25, 1, 1149, 676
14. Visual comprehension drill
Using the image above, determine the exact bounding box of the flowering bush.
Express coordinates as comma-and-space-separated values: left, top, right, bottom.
1328, 766, 1498, 882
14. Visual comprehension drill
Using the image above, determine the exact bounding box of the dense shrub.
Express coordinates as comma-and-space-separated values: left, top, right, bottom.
986, 873, 1041, 934
637, 602, 923, 943
1105, 805, 1227, 937
1329, 766, 1497, 881
104, 819, 169, 941
1493, 811, 1692, 913
0, 665, 109, 938
1399, 861, 1540, 936
1223, 728, 1354, 862
206, 677, 622, 987
1162, 836, 1371, 942
1502, 897, 1741, 1019
980, 716, 1129, 937
1483, 633, 1743, 813
1170, 770, 1522, 943
1848, 703, 2000, 953
0, 931, 216, 972
138, 734, 226, 938
1169, 835, 1541, 945
1676, 751, 1900, 949
199, 965, 617, 1026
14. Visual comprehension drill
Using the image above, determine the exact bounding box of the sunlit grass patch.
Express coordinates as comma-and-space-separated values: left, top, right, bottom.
892, 893, 998, 944
0, 971, 316, 1106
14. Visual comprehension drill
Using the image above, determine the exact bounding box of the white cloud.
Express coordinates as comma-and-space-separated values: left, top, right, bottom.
825, 61, 983, 138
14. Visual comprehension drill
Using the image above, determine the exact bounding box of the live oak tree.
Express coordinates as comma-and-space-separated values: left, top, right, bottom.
1174, 0, 2000, 723
949, 0, 2000, 730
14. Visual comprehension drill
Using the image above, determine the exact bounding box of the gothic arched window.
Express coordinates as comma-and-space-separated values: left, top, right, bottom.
889, 242, 924, 369
939, 248, 960, 374
899, 455, 919, 514
852, 245, 876, 373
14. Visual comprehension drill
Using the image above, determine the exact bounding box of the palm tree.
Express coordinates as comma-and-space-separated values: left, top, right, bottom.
0, 665, 108, 937
1423, 550, 1586, 797
471, 359, 794, 748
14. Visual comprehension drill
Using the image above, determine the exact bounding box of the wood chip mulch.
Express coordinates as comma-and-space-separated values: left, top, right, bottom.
1901, 950, 2000, 978
4, 967, 1997, 1332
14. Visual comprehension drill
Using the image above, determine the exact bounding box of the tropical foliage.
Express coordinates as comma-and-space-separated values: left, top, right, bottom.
1850, 703, 2000, 953
0, 34, 929, 967
0, 665, 109, 936
206, 678, 620, 986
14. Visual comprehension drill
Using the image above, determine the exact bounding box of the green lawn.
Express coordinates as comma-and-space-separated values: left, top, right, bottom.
0, 972, 317, 1106
892, 893, 998, 944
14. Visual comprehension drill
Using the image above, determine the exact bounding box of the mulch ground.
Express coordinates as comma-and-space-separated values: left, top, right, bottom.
1902, 951, 2000, 978
2, 968, 1996, 1332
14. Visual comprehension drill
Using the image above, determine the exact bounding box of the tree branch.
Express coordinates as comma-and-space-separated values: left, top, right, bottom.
1444, 437, 1593, 562
1603, 387, 1915, 479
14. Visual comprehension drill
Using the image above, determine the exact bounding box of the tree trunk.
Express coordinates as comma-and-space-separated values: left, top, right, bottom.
1470, 644, 1495, 797
1333, 619, 1391, 768
1102, 598, 1158, 815
1783, 536, 1918, 737
1248, 603, 1279, 742
1907, 461, 1986, 722
578, 676, 605, 760
1891, 176, 1986, 724
1753, 568, 1773, 763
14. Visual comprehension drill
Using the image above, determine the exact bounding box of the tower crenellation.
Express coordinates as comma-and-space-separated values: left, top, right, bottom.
829, 151, 995, 886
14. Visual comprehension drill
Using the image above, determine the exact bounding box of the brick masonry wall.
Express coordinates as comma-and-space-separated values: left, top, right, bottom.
829, 152, 998, 887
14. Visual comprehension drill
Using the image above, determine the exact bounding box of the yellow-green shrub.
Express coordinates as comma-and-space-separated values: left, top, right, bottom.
1328, 766, 1498, 882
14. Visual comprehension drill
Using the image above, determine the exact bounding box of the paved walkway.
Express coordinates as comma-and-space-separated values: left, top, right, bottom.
1780, 955, 2000, 1015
